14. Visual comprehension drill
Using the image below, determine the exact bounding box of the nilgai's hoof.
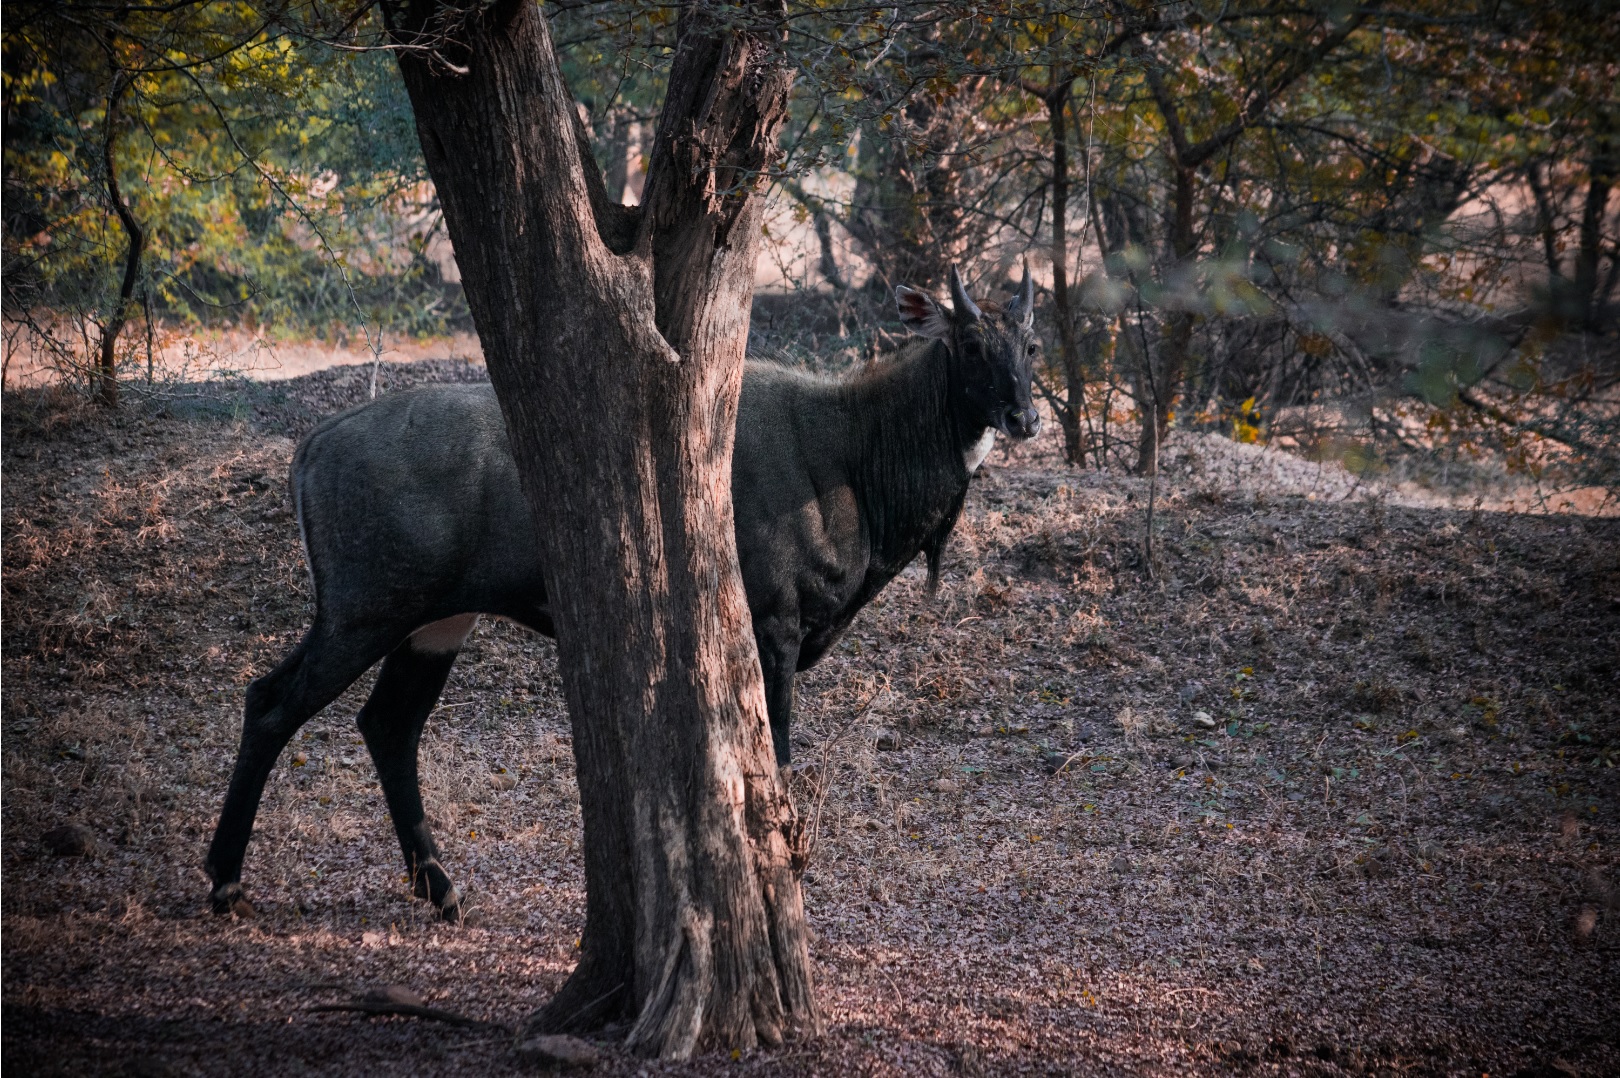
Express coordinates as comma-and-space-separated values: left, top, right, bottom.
210, 883, 256, 918
412, 870, 464, 924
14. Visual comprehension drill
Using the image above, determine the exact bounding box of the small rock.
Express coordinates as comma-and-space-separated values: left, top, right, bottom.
1041, 751, 1071, 775
490, 773, 518, 791
41, 823, 97, 857
1110, 854, 1133, 874
1177, 681, 1204, 703
363, 984, 426, 1008
928, 778, 959, 794
515, 1034, 600, 1069
361, 930, 385, 947
1191, 711, 1216, 728
291, 752, 308, 767
873, 729, 902, 751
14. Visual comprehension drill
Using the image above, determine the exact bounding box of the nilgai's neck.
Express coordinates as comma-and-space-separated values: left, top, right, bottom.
841, 341, 974, 578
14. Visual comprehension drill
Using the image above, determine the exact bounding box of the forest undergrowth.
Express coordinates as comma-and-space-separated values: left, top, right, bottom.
2, 362, 1616, 1076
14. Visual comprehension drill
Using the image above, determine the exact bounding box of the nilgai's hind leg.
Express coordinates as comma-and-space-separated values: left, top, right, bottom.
356, 616, 476, 923
205, 621, 397, 916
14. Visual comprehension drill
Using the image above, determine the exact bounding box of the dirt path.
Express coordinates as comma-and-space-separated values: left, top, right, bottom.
3, 367, 1616, 1076
3, 325, 482, 388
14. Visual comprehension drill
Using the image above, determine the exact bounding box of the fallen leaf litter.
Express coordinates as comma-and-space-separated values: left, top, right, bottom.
3, 361, 1615, 1076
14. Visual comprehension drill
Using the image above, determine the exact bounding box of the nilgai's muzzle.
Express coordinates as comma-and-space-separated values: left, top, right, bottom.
1004, 407, 1041, 439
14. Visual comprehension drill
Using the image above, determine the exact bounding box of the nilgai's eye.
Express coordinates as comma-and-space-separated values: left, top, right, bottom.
1026, 343, 1037, 357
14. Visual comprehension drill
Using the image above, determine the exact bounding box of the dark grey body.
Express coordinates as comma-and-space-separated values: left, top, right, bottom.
204, 269, 1040, 920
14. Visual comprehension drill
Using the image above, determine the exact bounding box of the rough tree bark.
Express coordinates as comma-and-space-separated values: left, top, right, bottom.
386, 0, 817, 1058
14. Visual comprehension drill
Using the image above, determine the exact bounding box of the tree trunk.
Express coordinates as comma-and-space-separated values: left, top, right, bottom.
97, 73, 142, 409
1574, 123, 1615, 331
388, 0, 817, 1058
1045, 79, 1085, 467
1136, 164, 1193, 476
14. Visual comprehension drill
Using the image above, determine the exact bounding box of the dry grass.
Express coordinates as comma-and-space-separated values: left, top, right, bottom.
3, 366, 1617, 1076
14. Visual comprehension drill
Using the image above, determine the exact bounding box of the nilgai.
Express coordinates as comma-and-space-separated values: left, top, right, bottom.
206, 266, 1040, 920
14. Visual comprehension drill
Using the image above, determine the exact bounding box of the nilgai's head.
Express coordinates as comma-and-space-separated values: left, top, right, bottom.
896, 265, 1041, 440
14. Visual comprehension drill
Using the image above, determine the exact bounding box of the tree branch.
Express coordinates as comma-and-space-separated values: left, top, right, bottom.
1182, 7, 1377, 168
1136, 3, 1380, 172
637, 4, 794, 349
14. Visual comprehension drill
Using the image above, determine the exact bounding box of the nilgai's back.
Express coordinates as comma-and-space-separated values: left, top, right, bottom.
295, 383, 549, 629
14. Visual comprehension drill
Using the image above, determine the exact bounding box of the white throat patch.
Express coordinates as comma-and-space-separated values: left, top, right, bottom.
963, 428, 996, 474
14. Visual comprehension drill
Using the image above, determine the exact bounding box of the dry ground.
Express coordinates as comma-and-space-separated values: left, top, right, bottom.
2, 324, 485, 388
3, 363, 1617, 1077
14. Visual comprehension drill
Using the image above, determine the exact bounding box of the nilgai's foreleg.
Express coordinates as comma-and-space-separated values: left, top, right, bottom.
205, 621, 397, 916
356, 620, 473, 923
755, 624, 801, 766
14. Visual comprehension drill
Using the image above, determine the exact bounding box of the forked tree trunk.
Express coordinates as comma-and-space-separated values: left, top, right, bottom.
387, 0, 817, 1058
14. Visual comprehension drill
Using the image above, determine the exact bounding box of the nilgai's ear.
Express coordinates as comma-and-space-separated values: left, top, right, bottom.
896, 285, 951, 339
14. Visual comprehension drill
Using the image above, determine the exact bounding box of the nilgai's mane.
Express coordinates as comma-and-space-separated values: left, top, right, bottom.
805, 335, 969, 595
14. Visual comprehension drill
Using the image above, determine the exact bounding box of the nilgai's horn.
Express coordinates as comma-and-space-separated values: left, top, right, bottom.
1007, 260, 1035, 327
949, 265, 982, 323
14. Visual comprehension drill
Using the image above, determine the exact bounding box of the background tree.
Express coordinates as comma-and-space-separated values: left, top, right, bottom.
2, 2, 459, 401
